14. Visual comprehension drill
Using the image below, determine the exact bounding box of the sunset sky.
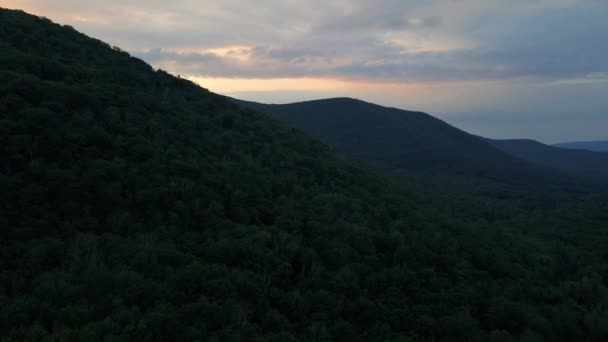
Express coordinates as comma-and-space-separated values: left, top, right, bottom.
2, 0, 607, 143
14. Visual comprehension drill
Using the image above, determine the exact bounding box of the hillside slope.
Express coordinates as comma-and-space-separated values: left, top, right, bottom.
2, 8, 608, 341
233, 98, 583, 188
485, 138, 608, 182
554, 140, 608, 152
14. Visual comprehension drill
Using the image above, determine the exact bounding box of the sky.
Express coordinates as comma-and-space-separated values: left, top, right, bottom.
2, 0, 607, 143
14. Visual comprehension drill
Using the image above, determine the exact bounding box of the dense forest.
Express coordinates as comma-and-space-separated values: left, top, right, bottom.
2, 8, 608, 341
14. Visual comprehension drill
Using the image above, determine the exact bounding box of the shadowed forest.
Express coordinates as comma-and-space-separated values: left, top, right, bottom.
2, 8, 608, 342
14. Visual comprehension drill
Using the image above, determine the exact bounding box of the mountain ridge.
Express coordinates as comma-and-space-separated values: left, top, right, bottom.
232, 97, 590, 189
554, 140, 608, 152
484, 137, 608, 182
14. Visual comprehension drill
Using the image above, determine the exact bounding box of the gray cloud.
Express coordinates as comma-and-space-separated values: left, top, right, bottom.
14, 0, 607, 83
313, 8, 441, 34
122, 1, 608, 84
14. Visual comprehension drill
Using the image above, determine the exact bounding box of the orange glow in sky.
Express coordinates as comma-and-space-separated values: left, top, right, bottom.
186, 76, 427, 94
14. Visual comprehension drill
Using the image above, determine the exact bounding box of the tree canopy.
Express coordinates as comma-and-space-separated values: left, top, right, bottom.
2, 8, 608, 341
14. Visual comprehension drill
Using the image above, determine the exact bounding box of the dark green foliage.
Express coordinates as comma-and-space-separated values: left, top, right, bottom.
2, 8, 608, 341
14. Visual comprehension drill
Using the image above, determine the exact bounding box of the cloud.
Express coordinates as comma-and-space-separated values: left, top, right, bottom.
7, 0, 606, 83
313, 5, 441, 34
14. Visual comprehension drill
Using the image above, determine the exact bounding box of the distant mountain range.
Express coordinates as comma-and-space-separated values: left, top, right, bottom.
485, 138, 608, 182
554, 141, 608, 152
234, 97, 603, 186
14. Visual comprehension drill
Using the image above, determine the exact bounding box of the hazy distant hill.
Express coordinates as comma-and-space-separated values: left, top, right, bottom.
484, 138, 608, 182
233, 98, 582, 188
554, 140, 608, 152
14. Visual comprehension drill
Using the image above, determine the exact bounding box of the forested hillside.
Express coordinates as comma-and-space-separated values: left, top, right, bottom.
232, 98, 588, 190
2, 8, 608, 341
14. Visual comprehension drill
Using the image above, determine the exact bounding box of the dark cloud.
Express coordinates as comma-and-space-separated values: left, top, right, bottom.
311, 0, 437, 32
314, 11, 440, 33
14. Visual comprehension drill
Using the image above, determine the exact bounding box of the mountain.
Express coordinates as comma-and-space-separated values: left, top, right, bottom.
554, 140, 608, 152
3, 8, 608, 341
484, 138, 608, 182
233, 98, 585, 189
